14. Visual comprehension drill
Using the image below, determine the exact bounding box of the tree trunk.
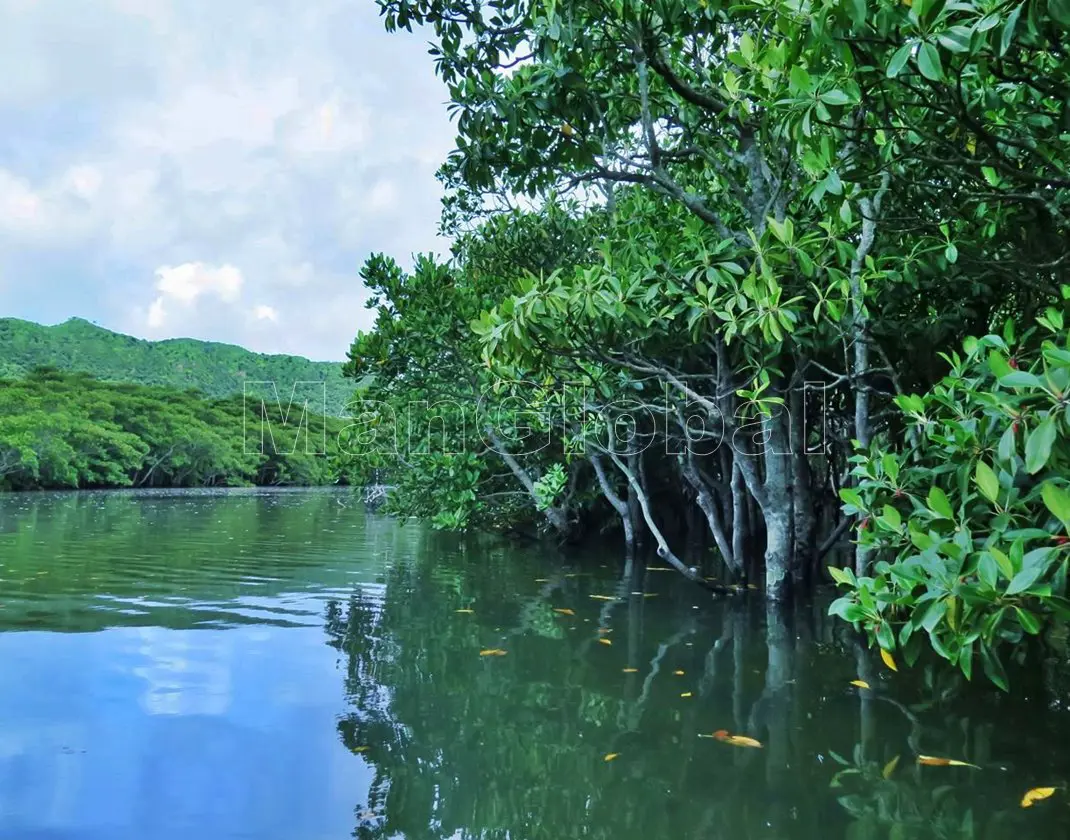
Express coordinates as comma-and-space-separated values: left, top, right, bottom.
591, 453, 635, 552
731, 461, 749, 583
789, 384, 816, 587
680, 455, 738, 577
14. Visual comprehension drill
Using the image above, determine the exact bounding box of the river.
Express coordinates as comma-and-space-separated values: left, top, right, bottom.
0, 488, 1068, 839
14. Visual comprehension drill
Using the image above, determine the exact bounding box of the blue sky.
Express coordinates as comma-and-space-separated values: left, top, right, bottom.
0, 0, 454, 360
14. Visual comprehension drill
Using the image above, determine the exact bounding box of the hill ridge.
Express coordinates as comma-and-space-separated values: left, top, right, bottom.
0, 317, 353, 414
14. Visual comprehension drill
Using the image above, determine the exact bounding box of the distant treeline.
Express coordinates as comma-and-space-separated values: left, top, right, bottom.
0, 368, 354, 491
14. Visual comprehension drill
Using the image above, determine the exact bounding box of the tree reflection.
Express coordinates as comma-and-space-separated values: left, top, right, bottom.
323, 542, 1070, 840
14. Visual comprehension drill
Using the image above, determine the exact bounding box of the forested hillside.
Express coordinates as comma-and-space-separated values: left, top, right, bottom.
0, 369, 353, 491
0, 317, 354, 415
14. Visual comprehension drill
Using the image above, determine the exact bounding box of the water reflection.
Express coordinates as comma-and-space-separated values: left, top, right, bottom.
0, 490, 1068, 840
323, 535, 1070, 840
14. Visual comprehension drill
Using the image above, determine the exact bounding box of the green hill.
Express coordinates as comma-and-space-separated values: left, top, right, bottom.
0, 318, 354, 415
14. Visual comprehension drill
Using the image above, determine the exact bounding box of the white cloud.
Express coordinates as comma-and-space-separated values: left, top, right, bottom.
253, 304, 278, 322
155, 262, 243, 304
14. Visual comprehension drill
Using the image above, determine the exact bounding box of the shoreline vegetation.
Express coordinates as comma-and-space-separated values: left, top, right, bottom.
0, 368, 353, 492
336, 0, 1070, 687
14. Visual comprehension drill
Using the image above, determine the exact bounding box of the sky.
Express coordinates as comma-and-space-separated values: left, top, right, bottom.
0, 0, 455, 361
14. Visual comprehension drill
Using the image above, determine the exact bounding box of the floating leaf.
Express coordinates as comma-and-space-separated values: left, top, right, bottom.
604, 752, 620, 762
703, 729, 763, 749
674, 670, 686, 676
880, 648, 898, 672
479, 649, 508, 657
680, 692, 693, 698
599, 638, 613, 646
850, 679, 871, 689
917, 755, 980, 769
535, 578, 549, 582
1021, 786, 1057, 807
352, 746, 370, 753
643, 593, 659, 598
590, 595, 615, 600
882, 755, 900, 779
554, 608, 576, 616
622, 667, 639, 673
455, 609, 475, 614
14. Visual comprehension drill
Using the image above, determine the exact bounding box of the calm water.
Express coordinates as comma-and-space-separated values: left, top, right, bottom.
0, 489, 1068, 840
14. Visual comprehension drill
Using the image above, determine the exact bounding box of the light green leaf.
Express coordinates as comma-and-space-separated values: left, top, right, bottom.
1025, 416, 1057, 474
974, 461, 999, 503
928, 486, 954, 519
1042, 481, 1070, 532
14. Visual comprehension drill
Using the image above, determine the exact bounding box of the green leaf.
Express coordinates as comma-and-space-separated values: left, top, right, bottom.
990, 546, 1015, 581
1042, 481, 1070, 532
1001, 4, 1023, 56
1025, 416, 1057, 474
974, 461, 999, 503
886, 43, 913, 78
999, 371, 1043, 388
1006, 564, 1045, 596
977, 552, 999, 589
917, 42, 942, 80
928, 486, 954, 519
944, 243, 958, 264
848, 0, 867, 26
981, 643, 1009, 691
882, 453, 900, 483
789, 65, 811, 93
937, 26, 973, 53
820, 89, 853, 106
997, 425, 1017, 463
876, 620, 895, 650
880, 504, 902, 530
1015, 607, 1042, 635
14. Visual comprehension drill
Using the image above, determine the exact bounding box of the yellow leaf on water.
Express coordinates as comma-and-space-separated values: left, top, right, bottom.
590, 595, 614, 600
680, 692, 693, 698
643, 593, 659, 598
554, 608, 575, 616
535, 578, 549, 583
882, 755, 900, 779
703, 729, 762, 748
1021, 787, 1057, 808
880, 648, 898, 672
622, 667, 639, 673
674, 670, 685, 676
917, 755, 980, 769
850, 679, 871, 689
479, 649, 508, 657
747, 584, 758, 590
604, 752, 620, 761
455, 609, 475, 614
353, 746, 370, 753
599, 638, 613, 646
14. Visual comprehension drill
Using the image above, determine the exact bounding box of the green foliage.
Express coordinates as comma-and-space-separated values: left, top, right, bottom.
0, 369, 350, 491
0, 317, 354, 415
831, 300, 1070, 689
